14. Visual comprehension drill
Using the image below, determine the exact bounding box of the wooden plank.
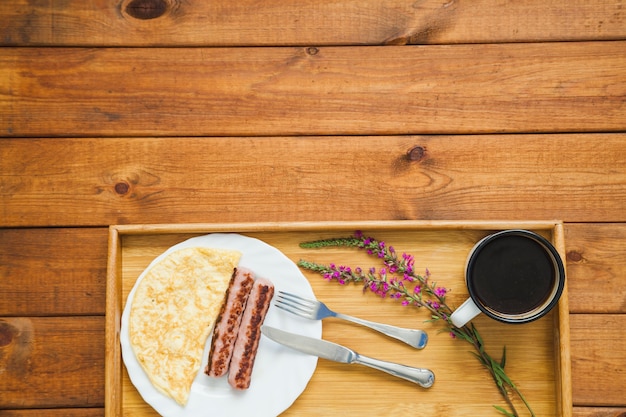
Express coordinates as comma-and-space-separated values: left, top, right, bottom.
0, 228, 108, 316
0, 316, 104, 409
3, 315, 621, 410
570, 314, 626, 407
1, 0, 624, 46
0, 223, 622, 316
2, 135, 626, 226
565, 224, 626, 314
2, 42, 625, 137
573, 408, 626, 417
0, 409, 104, 416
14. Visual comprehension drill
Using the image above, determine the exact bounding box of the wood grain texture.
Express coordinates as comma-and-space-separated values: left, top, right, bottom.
0, 316, 104, 409
0, 228, 108, 316
570, 314, 626, 407
0, 409, 104, 416
2, 135, 626, 227
0, 224, 624, 410
0, 223, 624, 316
1, 313, 623, 411
2, 42, 625, 137
1, 0, 624, 46
573, 408, 626, 417
2, 1, 625, 415
110, 224, 571, 416
565, 224, 626, 314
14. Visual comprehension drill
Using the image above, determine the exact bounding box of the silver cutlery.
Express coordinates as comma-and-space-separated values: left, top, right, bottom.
261, 325, 434, 388
274, 291, 428, 349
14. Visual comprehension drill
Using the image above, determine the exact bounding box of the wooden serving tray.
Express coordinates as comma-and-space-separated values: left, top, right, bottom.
105, 221, 572, 416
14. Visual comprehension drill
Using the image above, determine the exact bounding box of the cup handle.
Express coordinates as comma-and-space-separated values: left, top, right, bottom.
450, 297, 482, 328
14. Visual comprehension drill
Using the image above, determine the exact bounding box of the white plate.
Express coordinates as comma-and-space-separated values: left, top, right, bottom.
120, 233, 322, 417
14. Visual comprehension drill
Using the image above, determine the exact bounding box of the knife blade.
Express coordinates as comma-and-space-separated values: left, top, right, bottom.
261, 325, 434, 388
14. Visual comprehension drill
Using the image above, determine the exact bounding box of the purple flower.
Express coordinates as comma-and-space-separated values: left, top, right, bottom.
297, 233, 533, 417
434, 287, 448, 298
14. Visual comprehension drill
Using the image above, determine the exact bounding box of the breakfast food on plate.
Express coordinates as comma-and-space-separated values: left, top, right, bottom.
206, 267, 256, 377
205, 270, 275, 390
227, 277, 275, 390
129, 246, 241, 406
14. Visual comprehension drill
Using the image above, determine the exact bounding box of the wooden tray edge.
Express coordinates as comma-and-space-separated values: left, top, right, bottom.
105, 226, 122, 417
104, 220, 572, 416
553, 223, 573, 417
110, 220, 564, 234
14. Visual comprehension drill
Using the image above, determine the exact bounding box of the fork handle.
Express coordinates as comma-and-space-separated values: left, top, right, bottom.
334, 312, 428, 349
354, 354, 435, 388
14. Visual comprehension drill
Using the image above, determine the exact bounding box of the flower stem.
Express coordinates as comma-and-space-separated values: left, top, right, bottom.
298, 231, 535, 417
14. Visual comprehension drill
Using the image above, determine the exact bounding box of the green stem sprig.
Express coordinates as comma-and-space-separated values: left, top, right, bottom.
298, 231, 534, 417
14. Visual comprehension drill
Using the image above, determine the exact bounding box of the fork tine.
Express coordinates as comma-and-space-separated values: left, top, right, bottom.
274, 296, 310, 310
274, 298, 314, 318
277, 291, 316, 306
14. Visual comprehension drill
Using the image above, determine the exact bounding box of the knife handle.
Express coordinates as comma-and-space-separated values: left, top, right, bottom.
354, 354, 435, 388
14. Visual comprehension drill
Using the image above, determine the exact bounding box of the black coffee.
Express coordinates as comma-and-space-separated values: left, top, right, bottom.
469, 234, 555, 315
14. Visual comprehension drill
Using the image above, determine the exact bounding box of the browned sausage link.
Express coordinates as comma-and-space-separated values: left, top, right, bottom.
227, 278, 274, 390
206, 267, 255, 377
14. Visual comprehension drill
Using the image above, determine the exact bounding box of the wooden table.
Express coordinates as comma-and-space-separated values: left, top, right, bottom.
1, 1, 625, 416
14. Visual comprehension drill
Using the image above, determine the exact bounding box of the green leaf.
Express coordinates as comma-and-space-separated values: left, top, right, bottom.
471, 324, 485, 352
491, 360, 514, 387
500, 345, 507, 368
299, 237, 359, 248
491, 365, 505, 388
452, 329, 473, 343
470, 351, 489, 367
493, 405, 516, 417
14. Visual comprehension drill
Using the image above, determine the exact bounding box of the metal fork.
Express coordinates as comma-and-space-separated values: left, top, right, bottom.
274, 291, 428, 349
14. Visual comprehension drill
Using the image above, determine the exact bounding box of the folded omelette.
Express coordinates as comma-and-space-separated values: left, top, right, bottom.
129, 246, 241, 405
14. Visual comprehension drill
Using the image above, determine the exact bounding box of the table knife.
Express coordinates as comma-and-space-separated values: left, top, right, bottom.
261, 325, 434, 388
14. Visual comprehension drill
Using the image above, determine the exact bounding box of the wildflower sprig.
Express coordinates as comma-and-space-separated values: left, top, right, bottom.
298, 231, 534, 417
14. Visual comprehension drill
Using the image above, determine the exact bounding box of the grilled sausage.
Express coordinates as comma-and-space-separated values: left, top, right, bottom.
227, 277, 274, 390
205, 267, 255, 377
